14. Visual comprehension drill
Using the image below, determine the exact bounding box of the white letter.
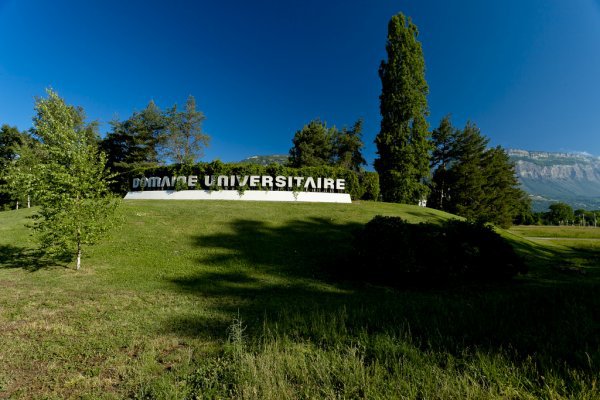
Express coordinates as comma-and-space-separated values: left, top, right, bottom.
132, 178, 140, 189
161, 176, 171, 187
275, 176, 286, 188
204, 175, 214, 186
336, 179, 345, 191
238, 175, 249, 187
148, 177, 162, 188
304, 177, 316, 190
250, 176, 260, 187
217, 175, 229, 187
262, 176, 274, 187
324, 178, 334, 190
188, 175, 198, 187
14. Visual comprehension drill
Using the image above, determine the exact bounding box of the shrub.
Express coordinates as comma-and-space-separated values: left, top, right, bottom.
350, 216, 525, 286
359, 171, 380, 201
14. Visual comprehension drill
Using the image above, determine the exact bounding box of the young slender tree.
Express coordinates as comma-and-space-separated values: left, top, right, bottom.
374, 13, 431, 203
23, 89, 118, 269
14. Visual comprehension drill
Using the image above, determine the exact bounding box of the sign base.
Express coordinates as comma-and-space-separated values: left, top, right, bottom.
124, 190, 352, 203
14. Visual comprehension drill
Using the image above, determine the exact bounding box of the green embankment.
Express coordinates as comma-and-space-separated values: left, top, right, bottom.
0, 201, 599, 399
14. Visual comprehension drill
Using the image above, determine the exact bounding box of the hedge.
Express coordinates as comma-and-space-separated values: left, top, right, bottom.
121, 161, 379, 201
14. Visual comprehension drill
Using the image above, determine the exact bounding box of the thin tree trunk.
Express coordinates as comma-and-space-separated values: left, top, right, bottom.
15, 200, 19, 210
27, 194, 31, 208
76, 240, 81, 270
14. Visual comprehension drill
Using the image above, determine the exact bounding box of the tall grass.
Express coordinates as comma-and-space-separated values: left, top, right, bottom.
187, 309, 598, 400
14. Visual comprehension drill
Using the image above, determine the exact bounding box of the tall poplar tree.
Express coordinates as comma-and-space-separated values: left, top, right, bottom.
374, 13, 430, 203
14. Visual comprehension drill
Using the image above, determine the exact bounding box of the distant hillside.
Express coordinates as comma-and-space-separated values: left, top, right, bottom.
239, 154, 288, 166
508, 149, 600, 211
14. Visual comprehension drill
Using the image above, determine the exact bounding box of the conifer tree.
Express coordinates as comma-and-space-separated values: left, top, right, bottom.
288, 120, 334, 168
163, 95, 209, 165
374, 13, 430, 203
429, 115, 459, 209
446, 122, 489, 219
429, 120, 528, 228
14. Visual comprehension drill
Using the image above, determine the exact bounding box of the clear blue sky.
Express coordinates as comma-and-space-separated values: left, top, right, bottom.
1, 0, 599, 165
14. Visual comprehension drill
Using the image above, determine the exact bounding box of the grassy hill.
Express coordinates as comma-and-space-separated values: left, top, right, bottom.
1, 201, 599, 399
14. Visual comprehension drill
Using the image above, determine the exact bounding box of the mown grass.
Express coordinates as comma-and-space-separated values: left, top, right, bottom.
0, 201, 599, 399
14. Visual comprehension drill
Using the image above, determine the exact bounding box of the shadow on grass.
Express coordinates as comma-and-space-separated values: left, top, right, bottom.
0, 244, 67, 271
165, 217, 600, 374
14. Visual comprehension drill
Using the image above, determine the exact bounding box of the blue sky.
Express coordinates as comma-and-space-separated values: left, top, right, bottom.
1, 0, 599, 165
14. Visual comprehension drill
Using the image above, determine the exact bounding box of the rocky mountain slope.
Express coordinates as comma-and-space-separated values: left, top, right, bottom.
239, 154, 288, 166
508, 149, 600, 210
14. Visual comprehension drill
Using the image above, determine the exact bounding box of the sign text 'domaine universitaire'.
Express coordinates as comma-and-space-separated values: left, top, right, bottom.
132, 175, 346, 191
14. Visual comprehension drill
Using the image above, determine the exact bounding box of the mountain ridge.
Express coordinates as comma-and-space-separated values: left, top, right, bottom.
507, 149, 600, 211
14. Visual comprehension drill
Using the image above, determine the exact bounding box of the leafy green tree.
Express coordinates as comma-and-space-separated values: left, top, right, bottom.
0, 124, 24, 209
374, 12, 430, 203
162, 95, 209, 165
22, 89, 119, 269
288, 120, 334, 168
0, 124, 23, 165
3, 134, 45, 209
546, 202, 574, 226
332, 119, 366, 172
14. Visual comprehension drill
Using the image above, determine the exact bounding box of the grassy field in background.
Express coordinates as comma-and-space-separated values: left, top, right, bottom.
0, 201, 599, 399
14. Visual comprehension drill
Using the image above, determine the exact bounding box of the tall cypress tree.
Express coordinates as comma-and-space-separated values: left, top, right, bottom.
374, 13, 430, 203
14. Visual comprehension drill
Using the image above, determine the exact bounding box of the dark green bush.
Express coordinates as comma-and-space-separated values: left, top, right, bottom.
358, 171, 380, 201
350, 216, 525, 286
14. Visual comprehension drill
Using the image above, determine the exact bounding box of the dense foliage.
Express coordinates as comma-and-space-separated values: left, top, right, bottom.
100, 96, 208, 193
428, 117, 529, 228
374, 13, 430, 204
350, 216, 525, 286
132, 161, 379, 201
0, 124, 25, 209
288, 119, 366, 172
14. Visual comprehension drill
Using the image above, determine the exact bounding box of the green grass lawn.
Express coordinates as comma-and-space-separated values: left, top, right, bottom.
1, 201, 599, 399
